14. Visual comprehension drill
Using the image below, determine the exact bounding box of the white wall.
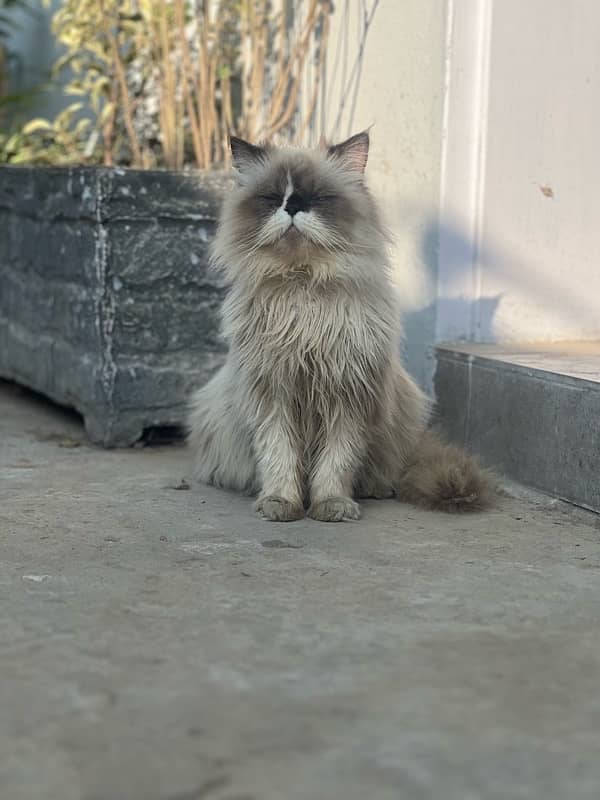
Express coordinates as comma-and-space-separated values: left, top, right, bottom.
438, 0, 600, 343
313, 0, 447, 388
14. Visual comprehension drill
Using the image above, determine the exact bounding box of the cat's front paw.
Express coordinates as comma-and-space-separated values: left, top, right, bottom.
308, 496, 361, 522
255, 495, 305, 522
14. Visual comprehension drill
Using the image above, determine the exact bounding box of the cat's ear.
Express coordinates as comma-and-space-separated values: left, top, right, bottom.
327, 131, 369, 173
229, 136, 267, 171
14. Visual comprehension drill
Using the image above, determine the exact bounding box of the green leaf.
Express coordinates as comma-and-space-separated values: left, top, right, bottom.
5, 132, 22, 150
10, 149, 37, 164
22, 118, 53, 134
99, 101, 115, 125
73, 117, 91, 135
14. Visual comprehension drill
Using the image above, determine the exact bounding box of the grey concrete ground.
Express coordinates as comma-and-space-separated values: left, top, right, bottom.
1, 380, 599, 800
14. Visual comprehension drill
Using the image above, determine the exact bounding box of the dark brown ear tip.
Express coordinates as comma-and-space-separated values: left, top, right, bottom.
326, 130, 370, 172
352, 130, 370, 147
229, 136, 268, 168
229, 135, 244, 151
349, 129, 371, 147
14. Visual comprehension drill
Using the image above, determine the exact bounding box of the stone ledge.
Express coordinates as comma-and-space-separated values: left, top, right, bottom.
434, 342, 600, 512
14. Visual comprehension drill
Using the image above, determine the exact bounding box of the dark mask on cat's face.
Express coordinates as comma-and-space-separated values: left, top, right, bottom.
223, 132, 377, 263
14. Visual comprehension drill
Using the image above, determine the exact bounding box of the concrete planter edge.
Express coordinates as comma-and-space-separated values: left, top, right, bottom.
0, 165, 231, 446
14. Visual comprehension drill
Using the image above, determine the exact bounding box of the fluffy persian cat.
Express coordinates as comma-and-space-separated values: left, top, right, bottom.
188, 132, 492, 522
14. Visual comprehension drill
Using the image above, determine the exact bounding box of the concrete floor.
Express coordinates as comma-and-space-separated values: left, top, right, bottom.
1, 381, 600, 800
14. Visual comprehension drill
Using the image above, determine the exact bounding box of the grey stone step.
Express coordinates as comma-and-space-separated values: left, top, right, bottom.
434, 342, 600, 513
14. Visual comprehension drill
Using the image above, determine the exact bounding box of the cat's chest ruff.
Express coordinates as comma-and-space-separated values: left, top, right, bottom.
257, 284, 353, 352
230, 276, 391, 375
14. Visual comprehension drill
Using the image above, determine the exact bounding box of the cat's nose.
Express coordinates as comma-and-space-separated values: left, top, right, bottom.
285, 193, 308, 216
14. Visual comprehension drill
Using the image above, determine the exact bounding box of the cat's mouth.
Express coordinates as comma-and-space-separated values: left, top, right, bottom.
277, 224, 306, 245
284, 224, 303, 238
269, 213, 330, 251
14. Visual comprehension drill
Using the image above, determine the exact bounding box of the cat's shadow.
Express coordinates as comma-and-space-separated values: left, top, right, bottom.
400, 217, 502, 388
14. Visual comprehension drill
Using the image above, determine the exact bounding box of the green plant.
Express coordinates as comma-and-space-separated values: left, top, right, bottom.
2, 0, 333, 169
0, 102, 93, 163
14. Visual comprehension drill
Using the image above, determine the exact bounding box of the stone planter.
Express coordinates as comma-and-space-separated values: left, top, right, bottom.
0, 166, 230, 446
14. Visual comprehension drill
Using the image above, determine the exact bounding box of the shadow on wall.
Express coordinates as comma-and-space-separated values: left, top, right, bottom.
426, 212, 600, 344
419, 217, 505, 345
422, 218, 502, 341
399, 215, 503, 391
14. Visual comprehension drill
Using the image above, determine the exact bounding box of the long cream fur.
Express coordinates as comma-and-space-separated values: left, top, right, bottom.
188, 133, 493, 521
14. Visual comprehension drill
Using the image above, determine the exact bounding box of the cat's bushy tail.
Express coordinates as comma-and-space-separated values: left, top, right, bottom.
397, 430, 495, 512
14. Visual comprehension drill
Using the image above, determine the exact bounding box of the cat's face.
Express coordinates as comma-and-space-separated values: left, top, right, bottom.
214, 132, 384, 278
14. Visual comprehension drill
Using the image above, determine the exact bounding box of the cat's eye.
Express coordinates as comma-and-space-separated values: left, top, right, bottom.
257, 193, 282, 205
315, 194, 336, 203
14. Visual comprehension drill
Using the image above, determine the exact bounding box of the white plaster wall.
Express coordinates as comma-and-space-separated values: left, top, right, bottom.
313, 0, 447, 388
438, 0, 600, 344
